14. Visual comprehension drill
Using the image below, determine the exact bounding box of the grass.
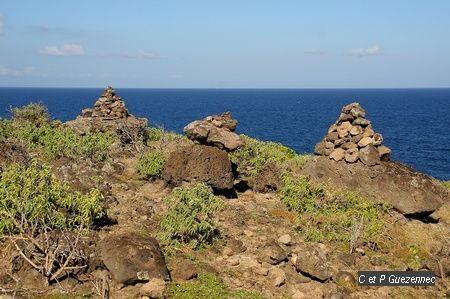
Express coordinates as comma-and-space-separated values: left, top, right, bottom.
279, 174, 389, 248
159, 183, 223, 249
441, 180, 450, 189
148, 127, 188, 142
1, 105, 117, 162
229, 135, 310, 178
0, 160, 105, 236
169, 272, 263, 299
136, 150, 168, 179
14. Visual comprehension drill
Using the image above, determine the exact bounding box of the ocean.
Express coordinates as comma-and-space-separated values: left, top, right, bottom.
0, 88, 449, 180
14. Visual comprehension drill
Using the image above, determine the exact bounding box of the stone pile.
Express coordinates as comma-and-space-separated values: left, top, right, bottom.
314, 102, 391, 166
183, 112, 245, 151
66, 86, 148, 145
82, 86, 129, 119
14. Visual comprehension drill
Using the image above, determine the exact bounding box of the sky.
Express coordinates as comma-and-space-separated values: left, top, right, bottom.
0, 0, 449, 88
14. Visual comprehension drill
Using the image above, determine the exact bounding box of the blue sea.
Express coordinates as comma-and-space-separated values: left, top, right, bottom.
0, 88, 449, 180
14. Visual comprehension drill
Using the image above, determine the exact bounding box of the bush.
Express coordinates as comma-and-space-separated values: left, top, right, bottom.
159, 183, 223, 248
136, 151, 167, 179
0, 160, 105, 236
10, 102, 51, 126
279, 174, 387, 246
169, 272, 262, 299
229, 135, 310, 177
9, 121, 116, 162
148, 127, 188, 142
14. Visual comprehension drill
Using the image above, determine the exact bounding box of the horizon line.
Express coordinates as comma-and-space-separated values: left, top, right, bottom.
1, 86, 450, 90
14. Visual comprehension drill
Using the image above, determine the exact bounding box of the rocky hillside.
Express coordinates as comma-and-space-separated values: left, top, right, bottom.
0, 87, 448, 299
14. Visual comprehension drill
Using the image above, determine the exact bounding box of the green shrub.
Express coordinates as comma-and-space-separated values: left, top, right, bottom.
148, 127, 188, 142
441, 180, 450, 189
10, 122, 116, 161
229, 135, 310, 177
279, 174, 387, 246
159, 183, 223, 248
0, 160, 105, 236
136, 151, 167, 179
169, 272, 263, 299
10, 102, 51, 126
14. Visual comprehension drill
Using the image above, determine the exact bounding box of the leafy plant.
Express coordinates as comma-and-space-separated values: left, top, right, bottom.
136, 151, 167, 179
279, 174, 388, 247
407, 244, 422, 270
229, 135, 310, 178
9, 121, 116, 161
169, 272, 262, 299
10, 102, 51, 126
159, 183, 223, 249
0, 160, 105, 236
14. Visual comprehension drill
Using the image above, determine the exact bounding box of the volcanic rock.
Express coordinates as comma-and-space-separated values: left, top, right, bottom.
315, 102, 391, 165
295, 244, 332, 281
162, 144, 234, 191
183, 112, 244, 151
97, 233, 170, 285
303, 156, 447, 215
66, 86, 148, 145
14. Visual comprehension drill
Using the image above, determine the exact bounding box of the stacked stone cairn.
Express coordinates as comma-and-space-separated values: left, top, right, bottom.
184, 112, 245, 151
314, 102, 391, 166
66, 86, 148, 145
81, 86, 129, 119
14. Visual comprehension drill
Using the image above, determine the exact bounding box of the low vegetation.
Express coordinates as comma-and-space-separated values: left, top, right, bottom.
0, 160, 105, 236
10, 102, 51, 126
279, 174, 389, 248
159, 183, 223, 249
169, 272, 262, 299
1, 104, 117, 162
148, 127, 188, 142
229, 135, 310, 178
136, 150, 168, 179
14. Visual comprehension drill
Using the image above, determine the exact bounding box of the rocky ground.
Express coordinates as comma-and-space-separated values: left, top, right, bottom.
0, 88, 449, 299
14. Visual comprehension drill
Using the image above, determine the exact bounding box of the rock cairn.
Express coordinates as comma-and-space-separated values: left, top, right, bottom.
66, 86, 148, 145
81, 86, 129, 119
314, 102, 391, 166
184, 112, 245, 151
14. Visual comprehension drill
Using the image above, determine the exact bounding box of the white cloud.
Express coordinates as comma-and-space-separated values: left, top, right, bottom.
123, 50, 156, 59
0, 64, 34, 76
350, 45, 382, 57
39, 43, 85, 56
0, 15, 5, 35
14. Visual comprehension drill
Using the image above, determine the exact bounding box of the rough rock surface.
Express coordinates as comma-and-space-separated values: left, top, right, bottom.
162, 144, 234, 191
66, 86, 148, 145
252, 163, 283, 193
97, 233, 170, 285
314, 102, 391, 165
295, 244, 332, 281
0, 140, 31, 171
183, 112, 245, 151
303, 156, 447, 215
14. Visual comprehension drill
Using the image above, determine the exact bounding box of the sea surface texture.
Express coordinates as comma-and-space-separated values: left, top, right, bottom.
0, 88, 449, 180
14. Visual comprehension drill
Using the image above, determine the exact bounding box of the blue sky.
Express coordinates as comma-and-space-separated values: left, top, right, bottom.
0, 0, 449, 88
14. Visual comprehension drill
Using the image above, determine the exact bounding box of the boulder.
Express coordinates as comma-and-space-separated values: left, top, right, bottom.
183, 112, 244, 151
295, 244, 332, 281
344, 148, 359, 163
357, 136, 373, 148
377, 145, 392, 161
253, 163, 283, 193
303, 156, 447, 215
257, 240, 288, 265
97, 233, 170, 285
162, 144, 234, 191
329, 148, 345, 162
359, 144, 380, 166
